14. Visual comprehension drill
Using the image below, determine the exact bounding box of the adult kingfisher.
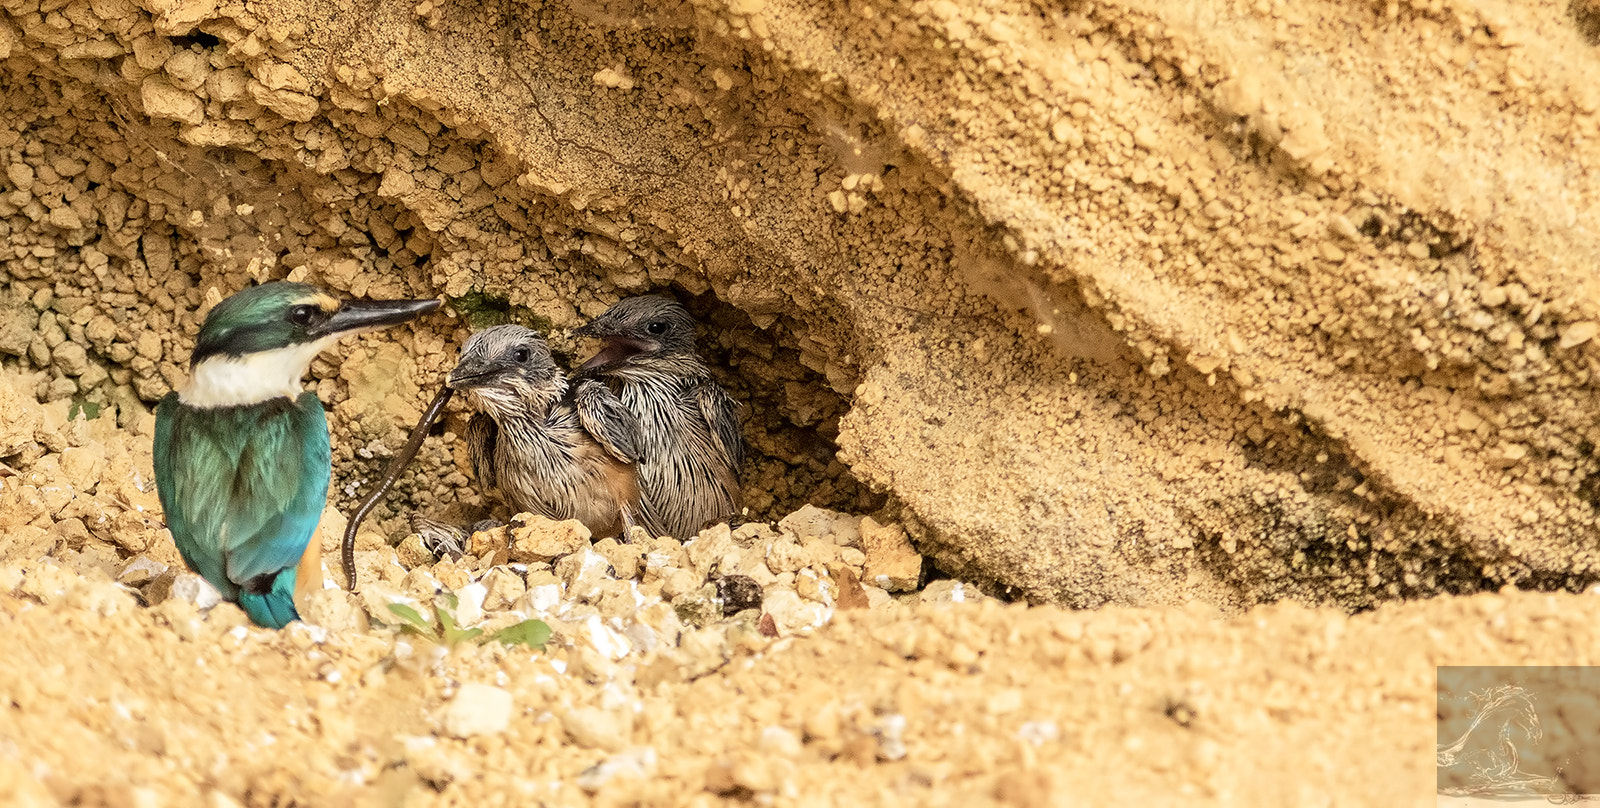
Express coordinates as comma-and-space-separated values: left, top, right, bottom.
153, 281, 440, 628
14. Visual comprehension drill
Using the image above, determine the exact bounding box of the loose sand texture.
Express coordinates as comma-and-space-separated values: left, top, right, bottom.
3, 0, 1600, 802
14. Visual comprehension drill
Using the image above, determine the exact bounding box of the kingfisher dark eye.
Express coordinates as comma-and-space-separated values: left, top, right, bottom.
646, 321, 667, 335
512, 346, 530, 363
287, 305, 318, 326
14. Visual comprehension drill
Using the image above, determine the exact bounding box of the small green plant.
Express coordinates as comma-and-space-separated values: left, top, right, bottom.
445, 290, 552, 332
67, 396, 102, 420
385, 592, 551, 649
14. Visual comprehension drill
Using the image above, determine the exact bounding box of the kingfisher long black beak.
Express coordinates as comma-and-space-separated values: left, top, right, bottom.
310, 298, 441, 338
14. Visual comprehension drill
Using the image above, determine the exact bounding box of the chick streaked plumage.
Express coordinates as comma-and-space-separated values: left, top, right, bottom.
448, 324, 643, 539
572, 296, 744, 539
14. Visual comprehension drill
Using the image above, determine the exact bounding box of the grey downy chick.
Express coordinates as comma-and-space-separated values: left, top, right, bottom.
572, 296, 744, 539
447, 324, 644, 539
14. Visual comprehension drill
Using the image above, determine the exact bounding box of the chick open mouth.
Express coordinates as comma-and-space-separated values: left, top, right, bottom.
579, 336, 656, 370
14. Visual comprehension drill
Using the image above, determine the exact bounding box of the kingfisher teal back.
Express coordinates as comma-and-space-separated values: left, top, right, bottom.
152, 282, 441, 628
154, 393, 330, 628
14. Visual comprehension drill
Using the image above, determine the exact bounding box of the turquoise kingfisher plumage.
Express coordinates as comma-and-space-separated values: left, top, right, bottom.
153, 281, 440, 628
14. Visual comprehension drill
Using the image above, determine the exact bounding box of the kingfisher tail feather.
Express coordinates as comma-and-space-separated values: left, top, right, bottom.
237, 568, 300, 629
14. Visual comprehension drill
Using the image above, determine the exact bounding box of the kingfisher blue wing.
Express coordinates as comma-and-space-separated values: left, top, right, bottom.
571, 377, 644, 465
153, 391, 331, 628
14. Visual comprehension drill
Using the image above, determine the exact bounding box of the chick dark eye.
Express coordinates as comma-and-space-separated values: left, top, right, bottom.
646, 321, 667, 335
512, 347, 530, 363
287, 305, 318, 326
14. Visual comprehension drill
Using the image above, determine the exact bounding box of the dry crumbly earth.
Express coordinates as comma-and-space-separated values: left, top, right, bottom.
4, 0, 1600, 802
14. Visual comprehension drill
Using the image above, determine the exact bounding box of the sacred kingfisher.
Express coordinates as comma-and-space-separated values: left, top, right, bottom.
571, 296, 744, 539
447, 324, 644, 539
153, 281, 440, 628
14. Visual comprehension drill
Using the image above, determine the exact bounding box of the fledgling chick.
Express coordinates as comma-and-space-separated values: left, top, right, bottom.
572, 296, 744, 539
447, 324, 644, 539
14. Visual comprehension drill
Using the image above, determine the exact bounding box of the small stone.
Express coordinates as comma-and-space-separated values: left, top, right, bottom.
438, 557, 483, 595
0, 296, 38, 357
594, 578, 640, 620
116, 556, 169, 588
396, 533, 434, 569
561, 706, 634, 752
7, 162, 34, 191
592, 65, 635, 90
480, 566, 526, 611
828, 563, 871, 610
732, 522, 778, 546
135, 331, 162, 360
401, 736, 467, 788
673, 583, 720, 628
575, 747, 657, 793
510, 515, 592, 563
778, 504, 860, 547
795, 568, 834, 605
685, 523, 737, 574
442, 683, 513, 738
59, 444, 106, 486
660, 567, 700, 599
169, 573, 221, 610
516, 571, 562, 615
401, 567, 442, 600
84, 315, 117, 352
300, 587, 368, 633
48, 206, 83, 231
19, 562, 76, 604
714, 574, 763, 615
52, 341, 89, 376
467, 522, 511, 557
254, 62, 310, 93
141, 76, 204, 125
758, 726, 802, 757
149, 0, 220, 35
839, 546, 866, 568
920, 579, 986, 604
554, 548, 611, 602
626, 601, 683, 652
452, 582, 486, 626
762, 589, 830, 636
592, 537, 642, 580
802, 539, 840, 566
1561, 321, 1600, 349
248, 81, 318, 122
765, 539, 808, 574
163, 49, 209, 91
860, 517, 922, 592
357, 581, 413, 624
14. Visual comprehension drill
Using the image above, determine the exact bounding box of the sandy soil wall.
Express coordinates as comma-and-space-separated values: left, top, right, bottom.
4, 0, 1600, 613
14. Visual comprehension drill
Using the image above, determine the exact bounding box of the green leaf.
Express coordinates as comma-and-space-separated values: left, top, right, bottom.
437, 606, 458, 634
492, 619, 552, 649
447, 627, 485, 644
386, 603, 436, 637
441, 591, 460, 611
